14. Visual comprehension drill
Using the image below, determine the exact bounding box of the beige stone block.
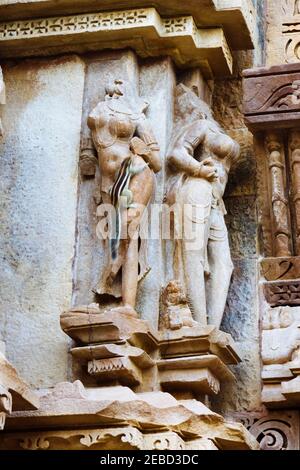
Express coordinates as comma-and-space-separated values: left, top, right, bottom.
0, 55, 85, 388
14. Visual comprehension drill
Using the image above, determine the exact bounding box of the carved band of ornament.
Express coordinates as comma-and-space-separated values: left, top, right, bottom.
264, 280, 300, 307
261, 257, 300, 281
0, 8, 232, 76
88, 357, 125, 374
2, 427, 188, 450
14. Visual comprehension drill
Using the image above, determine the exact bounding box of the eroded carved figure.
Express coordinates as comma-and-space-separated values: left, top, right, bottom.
88, 79, 161, 317
166, 84, 240, 328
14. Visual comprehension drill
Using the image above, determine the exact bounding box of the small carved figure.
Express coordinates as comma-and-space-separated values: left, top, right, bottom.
166, 84, 240, 328
160, 280, 197, 330
88, 79, 161, 317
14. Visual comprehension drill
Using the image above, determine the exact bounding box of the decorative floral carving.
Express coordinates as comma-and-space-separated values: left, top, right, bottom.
235, 411, 299, 450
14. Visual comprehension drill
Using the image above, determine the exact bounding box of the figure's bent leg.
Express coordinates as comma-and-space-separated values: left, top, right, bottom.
122, 236, 139, 309
206, 214, 234, 328
182, 242, 207, 325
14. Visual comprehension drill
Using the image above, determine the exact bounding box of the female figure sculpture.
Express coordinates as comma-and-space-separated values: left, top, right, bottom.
166, 85, 240, 328
88, 79, 161, 317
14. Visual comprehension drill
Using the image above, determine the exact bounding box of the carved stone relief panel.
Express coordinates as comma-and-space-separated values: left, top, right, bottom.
232, 410, 300, 450
262, 306, 300, 407
282, 0, 300, 63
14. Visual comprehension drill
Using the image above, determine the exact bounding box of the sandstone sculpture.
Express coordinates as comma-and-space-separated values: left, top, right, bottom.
166, 85, 240, 328
88, 78, 161, 317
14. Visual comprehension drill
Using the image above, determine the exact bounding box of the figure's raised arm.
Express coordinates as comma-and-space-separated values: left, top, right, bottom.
168, 121, 217, 181
133, 116, 162, 173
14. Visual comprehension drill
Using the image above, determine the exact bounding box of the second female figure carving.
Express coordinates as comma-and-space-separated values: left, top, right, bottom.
166, 85, 240, 328
88, 79, 161, 317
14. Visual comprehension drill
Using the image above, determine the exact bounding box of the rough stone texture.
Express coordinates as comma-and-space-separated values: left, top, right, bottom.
225, 196, 257, 259
215, 259, 261, 413
222, 260, 259, 344
212, 340, 261, 414
0, 55, 85, 388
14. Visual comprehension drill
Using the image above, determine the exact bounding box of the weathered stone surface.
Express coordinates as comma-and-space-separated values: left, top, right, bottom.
0, 55, 85, 388
213, 78, 245, 130
221, 260, 259, 343
225, 196, 257, 259
0, 352, 39, 411
212, 340, 261, 414
223, 129, 256, 197
1, 381, 259, 450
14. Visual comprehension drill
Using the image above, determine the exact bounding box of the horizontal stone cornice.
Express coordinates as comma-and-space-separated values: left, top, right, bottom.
0, 0, 255, 50
0, 7, 233, 77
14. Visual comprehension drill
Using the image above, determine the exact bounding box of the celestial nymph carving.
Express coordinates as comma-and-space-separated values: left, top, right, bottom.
87, 79, 161, 317
165, 84, 240, 328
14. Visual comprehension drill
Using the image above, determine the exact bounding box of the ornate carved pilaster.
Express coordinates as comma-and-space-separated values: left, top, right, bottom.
289, 129, 300, 254
265, 131, 291, 257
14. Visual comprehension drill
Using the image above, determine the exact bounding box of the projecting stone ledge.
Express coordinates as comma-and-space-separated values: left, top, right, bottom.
0, 351, 39, 430
1, 381, 259, 450
61, 307, 241, 397
0, 7, 233, 78
0, 0, 255, 50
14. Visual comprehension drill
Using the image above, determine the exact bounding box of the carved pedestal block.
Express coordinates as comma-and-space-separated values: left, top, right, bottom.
61, 306, 158, 389
158, 326, 240, 397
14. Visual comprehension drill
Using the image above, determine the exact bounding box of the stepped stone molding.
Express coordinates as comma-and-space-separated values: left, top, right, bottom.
0, 381, 259, 450
0, 7, 233, 77
0, 0, 255, 50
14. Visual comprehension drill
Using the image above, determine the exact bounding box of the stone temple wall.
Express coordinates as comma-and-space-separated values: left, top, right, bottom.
2, 0, 300, 453
0, 2, 264, 399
